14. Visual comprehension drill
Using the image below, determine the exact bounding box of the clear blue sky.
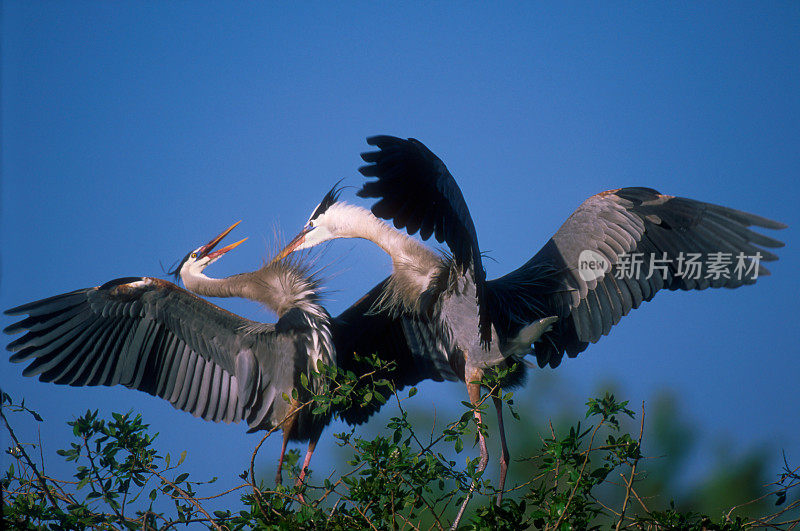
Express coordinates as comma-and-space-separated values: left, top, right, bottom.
2, 1, 798, 508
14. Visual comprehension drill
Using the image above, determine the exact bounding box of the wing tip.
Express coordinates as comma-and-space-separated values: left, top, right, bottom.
365, 134, 403, 147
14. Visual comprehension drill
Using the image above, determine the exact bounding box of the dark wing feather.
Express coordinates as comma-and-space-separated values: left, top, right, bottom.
5, 277, 292, 429
357, 135, 491, 346
485, 187, 786, 368
332, 277, 457, 425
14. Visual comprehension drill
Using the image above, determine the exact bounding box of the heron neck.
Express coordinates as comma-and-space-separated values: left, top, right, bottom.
239, 266, 324, 318
339, 205, 442, 307
344, 206, 437, 265
181, 272, 244, 299
182, 267, 325, 319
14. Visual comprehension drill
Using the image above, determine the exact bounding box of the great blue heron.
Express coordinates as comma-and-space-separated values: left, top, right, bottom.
275, 135, 787, 515
4, 221, 437, 489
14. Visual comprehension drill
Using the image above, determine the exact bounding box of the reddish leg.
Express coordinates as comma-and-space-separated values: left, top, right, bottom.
275, 403, 299, 486
296, 433, 319, 486
275, 427, 291, 486
453, 375, 489, 529
469, 380, 490, 476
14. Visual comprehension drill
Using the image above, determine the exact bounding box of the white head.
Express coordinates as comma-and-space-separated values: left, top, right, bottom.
171, 221, 247, 282
273, 184, 353, 260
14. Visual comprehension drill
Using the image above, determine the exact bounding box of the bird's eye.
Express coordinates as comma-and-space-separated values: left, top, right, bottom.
308, 220, 314, 228
190, 252, 197, 258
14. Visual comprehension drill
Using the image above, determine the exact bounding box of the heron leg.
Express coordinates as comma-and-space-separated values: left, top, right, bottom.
275, 427, 291, 486
452, 375, 489, 529
469, 380, 490, 476
276, 404, 300, 486
493, 395, 510, 506
291, 434, 319, 505
296, 432, 319, 487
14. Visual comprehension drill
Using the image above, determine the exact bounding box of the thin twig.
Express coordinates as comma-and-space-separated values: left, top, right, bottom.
630, 485, 651, 514
615, 401, 645, 531
549, 420, 559, 493
553, 418, 605, 529
147, 464, 225, 531
81, 436, 126, 522
190, 483, 251, 501
0, 407, 60, 508
727, 463, 800, 523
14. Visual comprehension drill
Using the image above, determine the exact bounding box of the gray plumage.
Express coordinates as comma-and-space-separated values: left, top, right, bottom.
356, 136, 787, 369
5, 276, 290, 431
5, 270, 334, 438
486, 187, 786, 367
5, 227, 441, 486
282, 134, 786, 520
180, 255, 335, 419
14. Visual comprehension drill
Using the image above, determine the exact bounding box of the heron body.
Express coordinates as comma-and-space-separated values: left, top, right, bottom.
177, 240, 336, 441
4, 222, 433, 488
276, 135, 786, 519
279, 200, 544, 384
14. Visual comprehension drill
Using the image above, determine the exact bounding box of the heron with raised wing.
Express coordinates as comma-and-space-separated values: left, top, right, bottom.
274, 135, 787, 519
4, 221, 440, 488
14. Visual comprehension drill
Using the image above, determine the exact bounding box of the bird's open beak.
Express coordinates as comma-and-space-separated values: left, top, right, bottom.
198, 221, 248, 260
271, 227, 311, 264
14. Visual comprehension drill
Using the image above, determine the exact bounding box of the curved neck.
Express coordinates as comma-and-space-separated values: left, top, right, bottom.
337, 205, 438, 266
335, 204, 443, 307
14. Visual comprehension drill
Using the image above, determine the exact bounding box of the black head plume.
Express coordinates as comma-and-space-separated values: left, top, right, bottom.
167, 250, 193, 281
309, 179, 345, 221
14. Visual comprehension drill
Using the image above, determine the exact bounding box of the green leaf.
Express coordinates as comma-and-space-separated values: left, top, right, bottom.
776, 490, 787, 506
408, 387, 417, 398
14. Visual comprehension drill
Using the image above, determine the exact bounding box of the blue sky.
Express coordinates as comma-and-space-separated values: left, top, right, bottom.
2, 1, 798, 508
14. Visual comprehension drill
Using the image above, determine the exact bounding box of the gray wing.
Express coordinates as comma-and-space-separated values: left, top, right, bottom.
5, 276, 294, 431
333, 277, 458, 425
357, 135, 492, 346
485, 187, 786, 368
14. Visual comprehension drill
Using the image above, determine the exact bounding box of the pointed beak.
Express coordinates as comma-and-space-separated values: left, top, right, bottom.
206, 237, 248, 260
272, 227, 311, 264
198, 221, 247, 259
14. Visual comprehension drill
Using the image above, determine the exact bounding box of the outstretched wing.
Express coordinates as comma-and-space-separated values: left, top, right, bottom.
357, 135, 492, 346
485, 187, 786, 368
332, 277, 458, 425
5, 277, 291, 430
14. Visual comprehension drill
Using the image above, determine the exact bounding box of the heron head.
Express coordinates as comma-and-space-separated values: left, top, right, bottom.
273, 182, 346, 261
170, 221, 247, 280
